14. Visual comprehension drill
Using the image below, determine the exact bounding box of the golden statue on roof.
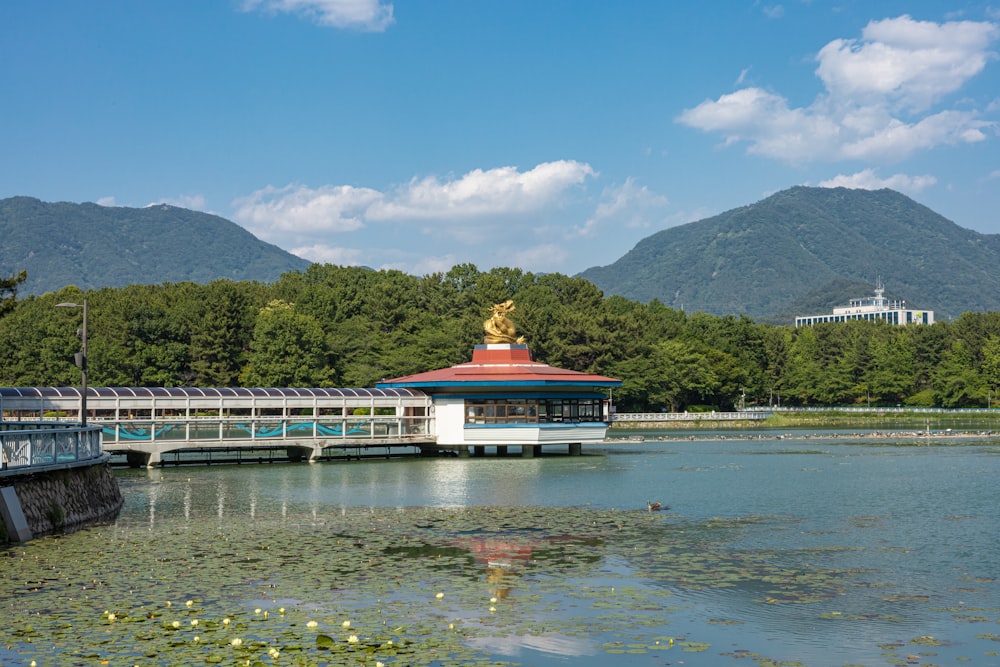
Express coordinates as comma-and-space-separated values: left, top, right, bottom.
484, 300, 526, 345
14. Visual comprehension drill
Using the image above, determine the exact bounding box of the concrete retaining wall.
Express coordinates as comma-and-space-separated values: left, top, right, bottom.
1, 461, 123, 543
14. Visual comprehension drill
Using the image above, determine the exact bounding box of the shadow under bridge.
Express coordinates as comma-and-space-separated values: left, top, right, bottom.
0, 387, 435, 467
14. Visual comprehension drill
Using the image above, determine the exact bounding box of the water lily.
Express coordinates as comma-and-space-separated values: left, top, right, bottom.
185, 600, 194, 608
171, 620, 180, 629
435, 592, 444, 599
222, 618, 231, 626
268, 648, 280, 659
306, 620, 318, 629
190, 619, 199, 627
230, 637, 243, 647
278, 607, 285, 615
347, 634, 359, 644
342, 619, 351, 628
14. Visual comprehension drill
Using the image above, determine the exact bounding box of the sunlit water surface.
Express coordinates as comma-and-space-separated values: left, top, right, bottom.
5, 434, 1000, 666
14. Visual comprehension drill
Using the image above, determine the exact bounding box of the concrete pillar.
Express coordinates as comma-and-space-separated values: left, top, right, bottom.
521, 445, 535, 458
569, 443, 582, 456
473, 446, 485, 457
457, 446, 470, 458
496, 446, 508, 456
0, 486, 33, 543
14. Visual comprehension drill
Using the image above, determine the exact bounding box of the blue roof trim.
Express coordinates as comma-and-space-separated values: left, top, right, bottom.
439, 393, 608, 400
464, 422, 610, 429
376, 380, 620, 388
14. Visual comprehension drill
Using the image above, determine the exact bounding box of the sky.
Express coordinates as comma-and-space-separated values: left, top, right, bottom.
2, 1, 998, 278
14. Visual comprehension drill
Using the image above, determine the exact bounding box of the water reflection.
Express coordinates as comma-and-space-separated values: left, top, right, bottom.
100, 439, 1000, 666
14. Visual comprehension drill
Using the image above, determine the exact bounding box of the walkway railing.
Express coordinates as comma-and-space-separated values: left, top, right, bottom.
0, 422, 103, 471
740, 406, 999, 414
97, 415, 432, 444
611, 412, 767, 422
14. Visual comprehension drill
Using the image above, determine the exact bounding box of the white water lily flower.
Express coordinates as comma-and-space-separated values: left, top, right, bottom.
230, 637, 243, 647
347, 634, 359, 643
306, 620, 318, 628
342, 620, 351, 628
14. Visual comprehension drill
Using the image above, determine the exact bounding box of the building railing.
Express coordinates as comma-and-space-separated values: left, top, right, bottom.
0, 422, 103, 470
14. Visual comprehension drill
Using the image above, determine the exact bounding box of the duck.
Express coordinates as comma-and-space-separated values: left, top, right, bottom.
647, 500, 668, 512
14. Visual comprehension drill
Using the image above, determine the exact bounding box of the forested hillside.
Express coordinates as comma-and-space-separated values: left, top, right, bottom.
0, 197, 310, 295
3, 264, 1000, 412
580, 186, 1000, 322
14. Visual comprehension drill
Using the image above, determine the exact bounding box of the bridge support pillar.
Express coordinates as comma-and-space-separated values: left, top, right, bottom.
473, 446, 485, 457
568, 443, 582, 456
457, 446, 470, 458
125, 451, 158, 468
496, 445, 508, 456
521, 445, 535, 458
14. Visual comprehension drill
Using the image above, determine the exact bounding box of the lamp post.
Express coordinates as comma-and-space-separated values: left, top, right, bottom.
55, 299, 87, 425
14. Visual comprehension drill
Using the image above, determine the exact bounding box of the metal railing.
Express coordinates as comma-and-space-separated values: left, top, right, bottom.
739, 406, 999, 414
95, 415, 433, 444
0, 422, 103, 470
611, 412, 767, 422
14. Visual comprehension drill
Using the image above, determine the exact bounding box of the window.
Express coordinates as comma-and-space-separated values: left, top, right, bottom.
464, 398, 604, 424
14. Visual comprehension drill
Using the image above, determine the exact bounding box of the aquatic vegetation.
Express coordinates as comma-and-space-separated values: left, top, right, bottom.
0, 503, 996, 665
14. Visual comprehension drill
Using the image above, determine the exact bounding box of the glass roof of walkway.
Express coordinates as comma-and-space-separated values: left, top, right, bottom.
0, 387, 425, 398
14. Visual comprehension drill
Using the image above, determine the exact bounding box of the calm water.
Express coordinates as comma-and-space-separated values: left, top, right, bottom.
6, 433, 1000, 666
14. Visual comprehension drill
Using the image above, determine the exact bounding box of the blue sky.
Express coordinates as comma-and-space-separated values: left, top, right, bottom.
2, 1, 998, 277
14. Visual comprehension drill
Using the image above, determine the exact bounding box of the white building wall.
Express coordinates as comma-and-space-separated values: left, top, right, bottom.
433, 398, 468, 445
430, 396, 608, 446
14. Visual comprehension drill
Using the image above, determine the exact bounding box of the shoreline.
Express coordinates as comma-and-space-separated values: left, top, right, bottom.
605, 428, 1000, 444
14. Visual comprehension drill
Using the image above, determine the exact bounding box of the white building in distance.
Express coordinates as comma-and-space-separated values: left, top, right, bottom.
795, 282, 933, 327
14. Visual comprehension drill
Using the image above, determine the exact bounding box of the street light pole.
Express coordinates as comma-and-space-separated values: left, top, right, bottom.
55, 299, 88, 425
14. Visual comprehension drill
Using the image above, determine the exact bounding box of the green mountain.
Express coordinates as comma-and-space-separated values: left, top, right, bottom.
579, 186, 1000, 322
0, 196, 311, 295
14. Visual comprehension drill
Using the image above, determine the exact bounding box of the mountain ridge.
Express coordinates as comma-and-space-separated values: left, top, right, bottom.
0, 196, 311, 295
579, 186, 1000, 322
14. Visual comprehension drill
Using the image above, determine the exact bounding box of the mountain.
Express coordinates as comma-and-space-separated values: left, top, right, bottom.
0, 197, 311, 295
579, 186, 1000, 323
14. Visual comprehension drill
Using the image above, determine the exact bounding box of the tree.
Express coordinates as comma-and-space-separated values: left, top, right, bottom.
0, 270, 27, 317
241, 300, 337, 387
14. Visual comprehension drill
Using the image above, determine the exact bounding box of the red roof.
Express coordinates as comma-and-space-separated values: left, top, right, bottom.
377, 345, 620, 389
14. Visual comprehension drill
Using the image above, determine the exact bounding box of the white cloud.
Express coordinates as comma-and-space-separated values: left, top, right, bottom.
573, 178, 668, 238
290, 243, 365, 265
232, 183, 380, 240
366, 161, 596, 221
816, 15, 999, 111
241, 0, 393, 31
231, 161, 601, 273
96, 196, 118, 207
148, 194, 208, 211
817, 168, 937, 193
677, 15, 999, 163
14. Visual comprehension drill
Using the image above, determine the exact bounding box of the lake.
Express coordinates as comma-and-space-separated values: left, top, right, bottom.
3, 432, 1000, 666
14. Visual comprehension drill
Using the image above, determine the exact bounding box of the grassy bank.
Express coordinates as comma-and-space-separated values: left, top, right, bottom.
761, 411, 1000, 430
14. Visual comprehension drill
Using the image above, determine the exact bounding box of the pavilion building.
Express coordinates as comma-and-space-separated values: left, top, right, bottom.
377, 302, 620, 457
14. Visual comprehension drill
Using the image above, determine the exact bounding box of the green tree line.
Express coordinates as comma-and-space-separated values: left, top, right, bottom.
3, 264, 1000, 411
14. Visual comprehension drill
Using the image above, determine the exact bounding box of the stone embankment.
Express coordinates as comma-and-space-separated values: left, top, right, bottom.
3, 462, 123, 541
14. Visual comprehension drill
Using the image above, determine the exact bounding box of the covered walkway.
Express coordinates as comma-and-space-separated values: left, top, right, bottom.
0, 387, 434, 466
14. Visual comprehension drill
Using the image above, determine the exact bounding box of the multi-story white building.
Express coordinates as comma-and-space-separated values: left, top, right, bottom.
795, 282, 933, 327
